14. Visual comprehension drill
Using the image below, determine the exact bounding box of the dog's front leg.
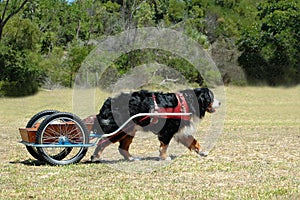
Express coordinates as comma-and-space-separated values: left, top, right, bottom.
187, 137, 209, 157
159, 141, 171, 160
175, 133, 208, 157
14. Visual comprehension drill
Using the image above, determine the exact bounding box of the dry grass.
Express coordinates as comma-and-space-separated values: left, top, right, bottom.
0, 86, 299, 199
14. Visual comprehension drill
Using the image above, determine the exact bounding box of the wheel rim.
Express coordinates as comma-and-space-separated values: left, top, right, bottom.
38, 116, 87, 165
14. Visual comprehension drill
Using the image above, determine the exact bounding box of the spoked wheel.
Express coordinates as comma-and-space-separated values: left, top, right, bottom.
36, 112, 89, 165
25, 110, 74, 161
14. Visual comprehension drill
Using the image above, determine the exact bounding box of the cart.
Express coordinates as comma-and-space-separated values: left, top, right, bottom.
19, 110, 192, 165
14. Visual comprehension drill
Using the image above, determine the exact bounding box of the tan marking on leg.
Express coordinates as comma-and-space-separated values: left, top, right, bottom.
118, 130, 136, 160
119, 135, 134, 160
159, 141, 169, 160
175, 133, 201, 154
188, 139, 201, 154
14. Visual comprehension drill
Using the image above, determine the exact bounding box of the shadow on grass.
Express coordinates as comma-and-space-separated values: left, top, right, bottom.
11, 155, 178, 166
10, 159, 46, 166
83, 155, 177, 164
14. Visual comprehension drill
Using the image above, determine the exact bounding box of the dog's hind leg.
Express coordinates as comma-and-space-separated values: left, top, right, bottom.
91, 131, 128, 162
118, 135, 134, 160
91, 138, 112, 162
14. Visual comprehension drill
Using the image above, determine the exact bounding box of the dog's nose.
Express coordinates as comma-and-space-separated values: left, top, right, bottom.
212, 99, 221, 108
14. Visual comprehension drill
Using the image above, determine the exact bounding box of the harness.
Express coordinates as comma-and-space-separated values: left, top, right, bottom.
95, 93, 191, 147
151, 93, 191, 123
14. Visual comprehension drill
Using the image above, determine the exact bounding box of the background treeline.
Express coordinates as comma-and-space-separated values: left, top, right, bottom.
0, 0, 299, 96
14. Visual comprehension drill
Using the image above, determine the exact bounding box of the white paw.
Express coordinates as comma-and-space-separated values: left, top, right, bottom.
90, 155, 100, 162
128, 157, 141, 161
165, 156, 172, 161
160, 156, 172, 161
199, 151, 209, 157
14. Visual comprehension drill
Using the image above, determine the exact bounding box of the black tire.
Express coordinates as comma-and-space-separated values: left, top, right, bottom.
26, 110, 59, 128
25, 110, 59, 160
36, 112, 89, 165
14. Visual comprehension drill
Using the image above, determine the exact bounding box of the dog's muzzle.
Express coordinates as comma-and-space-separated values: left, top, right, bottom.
213, 99, 221, 109
207, 99, 221, 113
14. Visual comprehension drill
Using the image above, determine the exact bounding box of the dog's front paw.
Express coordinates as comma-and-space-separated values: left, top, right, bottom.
165, 156, 172, 161
128, 156, 141, 161
199, 151, 209, 157
160, 156, 172, 161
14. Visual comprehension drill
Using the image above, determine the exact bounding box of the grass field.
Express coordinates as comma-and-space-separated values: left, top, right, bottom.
0, 86, 299, 199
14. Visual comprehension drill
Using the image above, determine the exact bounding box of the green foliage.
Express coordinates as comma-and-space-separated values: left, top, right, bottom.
215, 0, 238, 9
0, 47, 43, 96
38, 47, 65, 87
184, 26, 210, 48
23, 0, 68, 46
1, 0, 299, 95
63, 42, 93, 87
113, 49, 204, 86
3, 17, 40, 51
168, 0, 186, 23
238, 0, 300, 85
133, 2, 155, 27
87, 1, 122, 36
0, 17, 43, 96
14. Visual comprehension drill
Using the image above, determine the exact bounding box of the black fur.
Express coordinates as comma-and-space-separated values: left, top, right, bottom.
93, 88, 214, 144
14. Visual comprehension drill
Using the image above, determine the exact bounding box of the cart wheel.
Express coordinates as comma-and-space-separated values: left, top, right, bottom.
36, 112, 89, 165
25, 110, 58, 160
25, 110, 73, 161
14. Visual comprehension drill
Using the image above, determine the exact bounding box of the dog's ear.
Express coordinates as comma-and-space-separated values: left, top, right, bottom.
206, 89, 214, 103
194, 88, 207, 102
193, 88, 202, 96
194, 88, 214, 104
193, 88, 215, 118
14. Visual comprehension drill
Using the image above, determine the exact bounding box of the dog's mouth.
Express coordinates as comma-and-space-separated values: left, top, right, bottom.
206, 104, 216, 113
207, 99, 221, 113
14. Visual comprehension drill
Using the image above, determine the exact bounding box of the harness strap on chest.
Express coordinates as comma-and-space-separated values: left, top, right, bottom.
151, 93, 191, 123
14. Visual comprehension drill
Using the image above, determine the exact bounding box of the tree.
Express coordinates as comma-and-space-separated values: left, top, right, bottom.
133, 1, 155, 27
167, 0, 186, 23
0, 16, 43, 96
0, 0, 29, 41
238, 0, 300, 85
0, 46, 42, 96
63, 42, 92, 87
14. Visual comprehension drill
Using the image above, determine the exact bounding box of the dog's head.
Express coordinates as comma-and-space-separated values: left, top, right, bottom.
193, 88, 220, 118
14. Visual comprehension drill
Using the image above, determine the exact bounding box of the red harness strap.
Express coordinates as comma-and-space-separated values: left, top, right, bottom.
151, 93, 191, 123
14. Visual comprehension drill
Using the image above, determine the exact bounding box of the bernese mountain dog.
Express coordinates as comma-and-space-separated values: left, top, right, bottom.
91, 88, 220, 161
